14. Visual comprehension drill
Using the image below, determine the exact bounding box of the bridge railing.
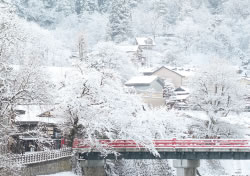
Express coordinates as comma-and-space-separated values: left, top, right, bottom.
1, 147, 72, 166
72, 139, 250, 149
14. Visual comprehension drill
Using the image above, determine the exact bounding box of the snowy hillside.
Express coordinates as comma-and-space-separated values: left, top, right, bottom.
10, 0, 250, 69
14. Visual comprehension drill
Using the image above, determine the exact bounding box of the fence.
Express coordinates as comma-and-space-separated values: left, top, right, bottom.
2, 147, 72, 166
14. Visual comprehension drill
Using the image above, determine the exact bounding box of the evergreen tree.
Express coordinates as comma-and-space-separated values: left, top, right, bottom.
163, 81, 175, 99
84, 0, 98, 13
155, 0, 168, 17
77, 33, 88, 61
129, 0, 142, 8
75, 0, 98, 14
56, 0, 75, 16
98, 0, 112, 13
75, 0, 84, 14
154, 0, 182, 25
107, 0, 132, 43
163, 81, 176, 109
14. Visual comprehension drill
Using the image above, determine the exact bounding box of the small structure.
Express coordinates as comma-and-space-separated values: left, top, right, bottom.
163, 85, 190, 110
14, 105, 62, 153
125, 76, 165, 107
174, 87, 190, 96
145, 66, 184, 88
141, 66, 193, 88
173, 87, 190, 110
135, 37, 155, 50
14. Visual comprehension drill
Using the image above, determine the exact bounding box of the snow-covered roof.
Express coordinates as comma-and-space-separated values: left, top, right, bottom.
15, 105, 61, 124
175, 87, 186, 92
118, 45, 140, 52
241, 77, 250, 82
151, 66, 185, 77
175, 70, 194, 77
139, 67, 157, 74
151, 66, 195, 77
135, 37, 156, 46
175, 94, 190, 101
167, 66, 195, 77
125, 76, 158, 86
174, 87, 190, 94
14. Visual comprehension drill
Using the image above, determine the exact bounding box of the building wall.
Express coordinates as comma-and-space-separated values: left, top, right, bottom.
153, 68, 183, 88
142, 94, 165, 107
150, 80, 164, 92
133, 80, 163, 93
133, 82, 164, 107
21, 157, 72, 176
140, 92, 165, 107
240, 78, 250, 86
128, 80, 164, 107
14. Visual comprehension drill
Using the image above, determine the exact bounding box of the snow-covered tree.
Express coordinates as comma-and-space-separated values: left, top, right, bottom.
77, 33, 88, 61
0, 50, 52, 176
107, 0, 132, 42
56, 40, 172, 154
132, 7, 163, 38
163, 81, 175, 99
157, 0, 182, 25
98, 0, 112, 12
57, 40, 140, 147
75, 0, 84, 14
55, 0, 75, 16
84, 0, 98, 13
0, 3, 53, 174
56, 62, 144, 149
0, 3, 26, 63
225, 0, 250, 21
0, 62, 53, 148
163, 81, 176, 109
189, 58, 246, 128
87, 42, 137, 80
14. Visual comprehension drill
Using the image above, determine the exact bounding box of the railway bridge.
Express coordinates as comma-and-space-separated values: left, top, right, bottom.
73, 139, 250, 176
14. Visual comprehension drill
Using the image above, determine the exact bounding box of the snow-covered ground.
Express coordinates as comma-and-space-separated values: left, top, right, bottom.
39, 171, 76, 176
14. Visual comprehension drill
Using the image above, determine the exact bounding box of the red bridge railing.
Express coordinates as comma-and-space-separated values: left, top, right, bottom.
72, 139, 250, 149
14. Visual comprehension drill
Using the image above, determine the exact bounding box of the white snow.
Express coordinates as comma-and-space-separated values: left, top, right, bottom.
175, 70, 194, 77
221, 160, 250, 175
118, 45, 139, 52
174, 87, 190, 94
241, 77, 250, 82
138, 67, 156, 74
175, 94, 190, 100
11, 65, 73, 86
125, 76, 158, 85
135, 37, 156, 46
39, 171, 77, 176
15, 105, 61, 124
44, 66, 73, 85
3, 1, 250, 175
164, 66, 195, 77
